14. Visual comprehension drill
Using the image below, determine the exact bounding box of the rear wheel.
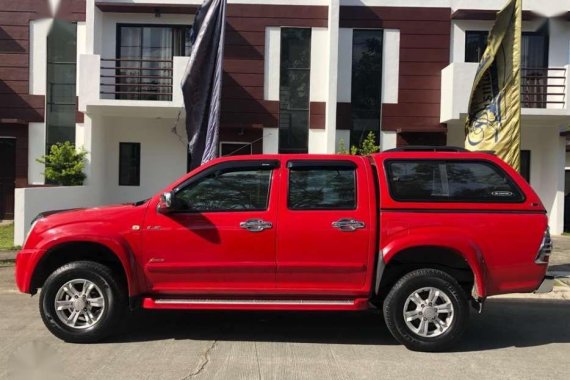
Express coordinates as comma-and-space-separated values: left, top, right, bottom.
39, 261, 126, 343
383, 268, 469, 352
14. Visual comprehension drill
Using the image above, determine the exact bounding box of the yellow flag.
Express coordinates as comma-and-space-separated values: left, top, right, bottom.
465, 0, 522, 171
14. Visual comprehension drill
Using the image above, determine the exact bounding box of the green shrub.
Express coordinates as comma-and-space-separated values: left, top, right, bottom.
338, 131, 380, 156
37, 142, 88, 186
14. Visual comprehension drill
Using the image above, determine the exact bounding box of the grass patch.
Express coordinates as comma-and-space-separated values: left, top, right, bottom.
0, 223, 19, 251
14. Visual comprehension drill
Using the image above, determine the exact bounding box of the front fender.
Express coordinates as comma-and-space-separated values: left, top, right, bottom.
26, 222, 144, 296
382, 230, 488, 298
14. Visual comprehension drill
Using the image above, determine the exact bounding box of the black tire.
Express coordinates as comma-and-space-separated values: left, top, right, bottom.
383, 268, 469, 352
39, 261, 127, 343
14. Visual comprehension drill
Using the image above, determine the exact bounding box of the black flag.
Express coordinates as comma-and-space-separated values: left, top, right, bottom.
183, 0, 227, 170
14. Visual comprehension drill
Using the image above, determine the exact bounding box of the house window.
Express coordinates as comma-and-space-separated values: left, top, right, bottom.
116, 25, 192, 101
465, 29, 549, 66
46, 20, 77, 150
464, 31, 488, 63
119, 143, 141, 186
465, 27, 549, 108
351, 29, 383, 147
520, 150, 531, 182
279, 28, 311, 154
220, 142, 253, 156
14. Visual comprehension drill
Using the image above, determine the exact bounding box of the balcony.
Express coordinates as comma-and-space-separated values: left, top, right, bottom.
441, 62, 570, 125
79, 54, 190, 118
100, 58, 174, 101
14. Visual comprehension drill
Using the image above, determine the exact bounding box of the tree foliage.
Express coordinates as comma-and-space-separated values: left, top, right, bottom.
37, 142, 87, 186
338, 131, 380, 156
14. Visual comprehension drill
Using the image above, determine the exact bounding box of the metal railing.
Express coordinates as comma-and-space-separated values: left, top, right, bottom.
100, 58, 173, 101
521, 67, 566, 109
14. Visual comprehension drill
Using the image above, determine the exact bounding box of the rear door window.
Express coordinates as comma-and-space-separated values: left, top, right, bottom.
288, 161, 357, 210
386, 160, 524, 202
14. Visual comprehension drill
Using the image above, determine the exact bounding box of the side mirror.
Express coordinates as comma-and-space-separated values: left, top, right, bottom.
157, 192, 175, 214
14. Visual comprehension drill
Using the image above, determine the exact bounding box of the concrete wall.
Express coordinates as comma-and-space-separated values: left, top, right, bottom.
101, 116, 188, 204
14, 186, 101, 245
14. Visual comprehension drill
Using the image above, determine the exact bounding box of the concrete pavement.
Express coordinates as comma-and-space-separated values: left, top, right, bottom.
1, 266, 570, 380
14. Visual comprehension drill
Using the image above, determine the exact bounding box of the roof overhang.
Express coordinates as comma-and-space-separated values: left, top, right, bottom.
96, 2, 199, 14
451, 9, 539, 21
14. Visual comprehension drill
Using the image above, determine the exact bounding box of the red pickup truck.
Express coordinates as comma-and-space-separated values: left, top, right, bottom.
15, 148, 553, 351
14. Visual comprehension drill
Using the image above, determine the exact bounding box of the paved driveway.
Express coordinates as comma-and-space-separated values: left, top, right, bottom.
1, 265, 569, 380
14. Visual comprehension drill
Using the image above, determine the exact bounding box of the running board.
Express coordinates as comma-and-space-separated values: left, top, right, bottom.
142, 297, 369, 311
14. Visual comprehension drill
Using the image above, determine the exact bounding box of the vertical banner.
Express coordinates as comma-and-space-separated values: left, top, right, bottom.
182, 0, 227, 170
465, 0, 522, 171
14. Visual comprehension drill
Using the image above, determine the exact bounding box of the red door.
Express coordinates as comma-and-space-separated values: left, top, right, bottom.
141, 160, 280, 294
276, 158, 375, 295
0, 138, 16, 220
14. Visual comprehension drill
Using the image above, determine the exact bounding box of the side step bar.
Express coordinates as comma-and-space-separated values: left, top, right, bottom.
143, 297, 369, 311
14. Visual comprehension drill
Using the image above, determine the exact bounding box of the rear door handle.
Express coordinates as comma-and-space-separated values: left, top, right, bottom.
332, 218, 365, 232
240, 219, 273, 232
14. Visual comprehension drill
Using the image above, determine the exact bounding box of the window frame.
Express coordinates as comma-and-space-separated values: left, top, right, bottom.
171, 160, 279, 214
384, 159, 526, 204
278, 27, 312, 154
115, 23, 193, 101
286, 160, 358, 211
118, 142, 141, 186
350, 28, 383, 147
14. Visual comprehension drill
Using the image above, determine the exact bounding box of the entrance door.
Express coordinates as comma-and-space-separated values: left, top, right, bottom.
0, 138, 16, 219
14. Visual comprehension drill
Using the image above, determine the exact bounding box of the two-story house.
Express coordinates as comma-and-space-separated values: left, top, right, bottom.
2, 0, 569, 245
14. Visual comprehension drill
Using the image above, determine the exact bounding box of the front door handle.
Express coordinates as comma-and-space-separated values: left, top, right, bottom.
332, 218, 365, 232
240, 219, 273, 232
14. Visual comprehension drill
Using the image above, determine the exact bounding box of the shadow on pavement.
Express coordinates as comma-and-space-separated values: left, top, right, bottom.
106, 298, 570, 351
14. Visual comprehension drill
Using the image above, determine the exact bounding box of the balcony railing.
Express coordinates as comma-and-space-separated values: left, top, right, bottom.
441, 62, 570, 123
521, 67, 566, 109
100, 58, 174, 101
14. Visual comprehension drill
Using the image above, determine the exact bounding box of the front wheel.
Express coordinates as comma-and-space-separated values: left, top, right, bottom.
383, 268, 469, 352
39, 261, 126, 343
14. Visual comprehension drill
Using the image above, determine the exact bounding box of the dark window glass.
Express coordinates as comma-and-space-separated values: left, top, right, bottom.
279, 28, 311, 154
520, 150, 531, 182
351, 29, 383, 147
175, 169, 272, 212
119, 143, 141, 186
521, 26, 549, 108
220, 142, 253, 156
387, 160, 523, 202
116, 25, 192, 101
46, 20, 77, 150
288, 167, 356, 210
465, 31, 488, 62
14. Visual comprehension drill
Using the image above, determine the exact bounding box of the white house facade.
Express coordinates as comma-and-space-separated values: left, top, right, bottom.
2, 0, 570, 245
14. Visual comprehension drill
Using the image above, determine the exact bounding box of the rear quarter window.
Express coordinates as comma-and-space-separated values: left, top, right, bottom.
386, 160, 524, 203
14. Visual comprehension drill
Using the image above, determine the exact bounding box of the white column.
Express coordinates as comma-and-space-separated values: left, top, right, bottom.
29, 19, 52, 96
264, 27, 280, 102
380, 131, 397, 151
309, 129, 327, 153
324, 0, 340, 153
337, 28, 353, 103
262, 128, 279, 154
382, 29, 400, 104
28, 123, 46, 185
